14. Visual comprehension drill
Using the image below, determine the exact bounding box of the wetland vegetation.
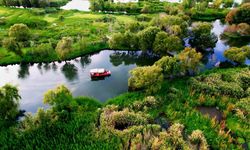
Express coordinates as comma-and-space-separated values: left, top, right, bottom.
0, 0, 250, 149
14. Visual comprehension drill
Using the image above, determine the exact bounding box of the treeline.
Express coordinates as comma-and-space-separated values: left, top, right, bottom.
0, 0, 69, 8
89, 0, 178, 13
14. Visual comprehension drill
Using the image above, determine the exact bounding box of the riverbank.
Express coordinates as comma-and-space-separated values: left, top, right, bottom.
0, 6, 141, 66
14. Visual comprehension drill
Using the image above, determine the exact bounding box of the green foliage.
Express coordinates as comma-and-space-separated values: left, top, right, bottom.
150, 14, 188, 37
153, 31, 183, 56
137, 26, 160, 51
0, 84, 21, 128
154, 56, 180, 77
26, 43, 55, 60
8, 23, 31, 42
43, 85, 74, 114
55, 37, 73, 60
141, 4, 151, 13
225, 3, 250, 24
0, 0, 68, 7
223, 0, 233, 8
224, 46, 250, 64
182, 0, 195, 9
235, 97, 250, 114
190, 68, 250, 98
96, 15, 116, 23
2, 38, 22, 56
108, 32, 125, 49
190, 22, 218, 51
125, 21, 145, 33
188, 130, 209, 150
178, 47, 203, 75
128, 65, 163, 94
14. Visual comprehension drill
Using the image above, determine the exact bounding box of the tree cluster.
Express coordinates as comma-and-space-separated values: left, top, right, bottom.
2, 24, 31, 56
0, 84, 21, 128
0, 0, 68, 8
190, 22, 218, 51
224, 46, 250, 64
225, 3, 250, 24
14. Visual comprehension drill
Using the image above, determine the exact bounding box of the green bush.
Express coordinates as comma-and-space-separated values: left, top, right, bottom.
7, 17, 48, 28
26, 43, 55, 60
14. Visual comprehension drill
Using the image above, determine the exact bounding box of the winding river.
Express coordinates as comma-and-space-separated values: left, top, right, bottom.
0, 51, 157, 113
0, 15, 249, 114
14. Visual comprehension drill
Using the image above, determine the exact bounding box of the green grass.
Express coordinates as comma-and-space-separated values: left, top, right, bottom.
0, 7, 142, 66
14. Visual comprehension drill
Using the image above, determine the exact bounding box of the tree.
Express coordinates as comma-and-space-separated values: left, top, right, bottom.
153, 31, 183, 56
190, 22, 218, 51
2, 38, 22, 56
141, 4, 151, 13
224, 46, 250, 64
128, 66, 163, 94
213, 0, 222, 8
8, 24, 31, 42
154, 56, 180, 77
182, 0, 195, 9
237, 23, 250, 35
235, 3, 250, 24
150, 14, 188, 37
56, 37, 73, 60
0, 84, 21, 127
123, 31, 139, 50
225, 3, 250, 24
178, 47, 202, 75
223, 0, 233, 8
125, 21, 145, 33
108, 32, 125, 49
43, 85, 76, 119
137, 27, 160, 51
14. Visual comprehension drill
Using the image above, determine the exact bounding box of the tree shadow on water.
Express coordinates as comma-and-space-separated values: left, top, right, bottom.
61, 62, 79, 81
18, 64, 30, 79
80, 55, 91, 68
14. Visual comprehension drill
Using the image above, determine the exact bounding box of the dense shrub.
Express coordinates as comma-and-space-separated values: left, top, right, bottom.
7, 17, 48, 28
224, 46, 250, 64
2, 38, 22, 56
153, 31, 183, 55
8, 24, 30, 42
26, 43, 55, 59
154, 56, 180, 77
225, 3, 250, 24
190, 22, 218, 51
0, 84, 21, 128
0, 0, 69, 8
190, 68, 250, 98
137, 26, 160, 51
96, 15, 116, 23
150, 14, 188, 37
55, 37, 73, 60
128, 65, 163, 94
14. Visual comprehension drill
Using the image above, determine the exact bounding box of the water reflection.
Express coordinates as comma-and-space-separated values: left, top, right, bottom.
80, 55, 91, 68
61, 62, 79, 81
109, 51, 159, 67
18, 64, 30, 79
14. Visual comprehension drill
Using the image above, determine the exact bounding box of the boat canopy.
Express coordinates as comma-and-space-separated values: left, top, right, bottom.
90, 68, 105, 73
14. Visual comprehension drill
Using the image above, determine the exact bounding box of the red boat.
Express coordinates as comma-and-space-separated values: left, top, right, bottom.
90, 68, 111, 78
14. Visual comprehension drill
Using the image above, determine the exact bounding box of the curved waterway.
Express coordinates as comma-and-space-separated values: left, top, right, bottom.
0, 50, 157, 113
0, 20, 249, 114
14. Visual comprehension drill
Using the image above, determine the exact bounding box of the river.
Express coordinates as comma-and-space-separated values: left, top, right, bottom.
0, 51, 157, 113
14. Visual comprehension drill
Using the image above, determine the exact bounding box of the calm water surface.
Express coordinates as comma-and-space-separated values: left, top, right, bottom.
0, 51, 157, 113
